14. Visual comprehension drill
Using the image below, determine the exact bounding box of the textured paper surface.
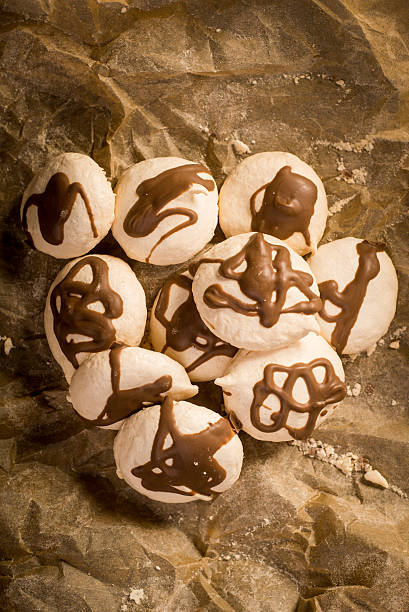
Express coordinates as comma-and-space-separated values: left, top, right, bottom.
0, 1, 408, 610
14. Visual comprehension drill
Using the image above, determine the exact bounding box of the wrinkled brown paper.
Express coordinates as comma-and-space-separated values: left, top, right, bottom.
0, 1, 408, 610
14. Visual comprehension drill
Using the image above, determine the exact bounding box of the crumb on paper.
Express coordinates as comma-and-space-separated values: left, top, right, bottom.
316, 136, 375, 153
364, 469, 389, 489
129, 588, 145, 604
328, 193, 357, 216
391, 326, 406, 339
290, 438, 406, 497
391, 400, 397, 406
351, 382, 361, 397
215, 28, 221, 33
231, 139, 251, 155
1, 336, 14, 355
155, 565, 161, 571
389, 340, 400, 349
336, 79, 346, 88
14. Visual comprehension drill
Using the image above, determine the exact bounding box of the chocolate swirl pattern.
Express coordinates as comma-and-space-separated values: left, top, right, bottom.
89, 345, 172, 427
203, 233, 322, 327
250, 166, 317, 246
123, 163, 215, 262
131, 397, 234, 498
22, 172, 98, 245
154, 273, 237, 374
250, 358, 346, 439
50, 256, 123, 368
318, 241, 384, 353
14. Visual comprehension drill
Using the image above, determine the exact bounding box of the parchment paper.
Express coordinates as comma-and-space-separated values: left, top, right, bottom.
0, 1, 408, 610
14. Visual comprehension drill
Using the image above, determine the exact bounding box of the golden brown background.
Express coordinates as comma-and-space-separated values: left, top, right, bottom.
0, 1, 408, 610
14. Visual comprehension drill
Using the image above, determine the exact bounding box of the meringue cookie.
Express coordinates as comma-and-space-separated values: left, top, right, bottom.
112, 157, 218, 265
150, 271, 237, 382
21, 152, 115, 258
219, 152, 328, 255
215, 333, 346, 442
44, 254, 147, 382
192, 232, 321, 351
69, 345, 198, 430
309, 237, 398, 354
114, 398, 243, 503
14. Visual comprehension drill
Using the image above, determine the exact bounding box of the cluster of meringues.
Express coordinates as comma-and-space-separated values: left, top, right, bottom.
21, 152, 398, 504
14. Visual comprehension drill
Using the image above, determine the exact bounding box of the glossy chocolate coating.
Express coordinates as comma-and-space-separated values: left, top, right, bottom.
50, 256, 123, 368
154, 273, 237, 374
131, 397, 235, 498
123, 163, 215, 262
203, 233, 322, 327
250, 165, 317, 246
318, 240, 384, 352
250, 358, 346, 439
22, 172, 97, 245
89, 345, 172, 427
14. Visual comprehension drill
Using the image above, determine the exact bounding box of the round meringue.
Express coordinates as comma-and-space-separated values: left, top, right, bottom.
192, 232, 321, 351
309, 237, 398, 354
21, 152, 115, 258
215, 333, 346, 442
150, 270, 237, 382
219, 152, 328, 255
114, 398, 243, 503
44, 254, 147, 382
69, 345, 198, 430
112, 157, 218, 265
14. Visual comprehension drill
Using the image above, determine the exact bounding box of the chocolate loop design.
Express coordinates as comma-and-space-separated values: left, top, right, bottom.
50, 256, 123, 368
250, 358, 346, 439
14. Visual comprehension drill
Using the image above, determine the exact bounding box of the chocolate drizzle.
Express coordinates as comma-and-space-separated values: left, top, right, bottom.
89, 345, 172, 426
131, 397, 234, 498
203, 233, 322, 327
155, 273, 237, 373
123, 163, 215, 262
250, 358, 346, 439
50, 256, 123, 368
250, 166, 317, 246
22, 172, 98, 245
318, 240, 384, 353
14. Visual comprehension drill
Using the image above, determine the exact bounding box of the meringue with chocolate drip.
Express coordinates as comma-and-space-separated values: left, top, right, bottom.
219, 152, 327, 255
21, 152, 115, 258
192, 232, 321, 351
114, 398, 243, 503
216, 333, 346, 442
112, 157, 218, 265
44, 254, 146, 382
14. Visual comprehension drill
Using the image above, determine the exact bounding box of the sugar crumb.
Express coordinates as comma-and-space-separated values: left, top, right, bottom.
129, 588, 145, 604
328, 193, 357, 216
351, 382, 361, 397
232, 139, 251, 155
1, 336, 14, 355
290, 438, 406, 497
389, 340, 400, 349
